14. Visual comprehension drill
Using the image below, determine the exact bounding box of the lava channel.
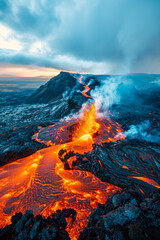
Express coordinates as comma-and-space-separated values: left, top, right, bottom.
0, 75, 126, 239
0, 103, 124, 240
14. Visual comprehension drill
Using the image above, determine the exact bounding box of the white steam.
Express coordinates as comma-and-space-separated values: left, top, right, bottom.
124, 120, 160, 143
90, 76, 133, 113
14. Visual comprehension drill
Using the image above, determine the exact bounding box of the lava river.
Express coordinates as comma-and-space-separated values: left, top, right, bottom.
0, 75, 125, 239
0, 105, 124, 240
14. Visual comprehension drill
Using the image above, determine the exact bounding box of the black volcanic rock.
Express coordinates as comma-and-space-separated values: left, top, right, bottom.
0, 209, 75, 240
0, 124, 46, 167
79, 188, 160, 240
1, 189, 160, 240
59, 140, 160, 195
27, 72, 77, 104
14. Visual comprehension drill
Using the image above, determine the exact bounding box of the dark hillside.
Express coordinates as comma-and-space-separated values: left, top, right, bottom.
27, 71, 77, 103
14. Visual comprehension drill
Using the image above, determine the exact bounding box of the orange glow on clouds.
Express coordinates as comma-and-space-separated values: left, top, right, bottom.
0, 63, 61, 79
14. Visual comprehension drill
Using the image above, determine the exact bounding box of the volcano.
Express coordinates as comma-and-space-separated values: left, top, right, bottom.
0, 72, 160, 240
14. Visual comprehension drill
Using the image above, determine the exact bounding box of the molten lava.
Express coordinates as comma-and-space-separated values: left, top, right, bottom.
78, 75, 92, 99
32, 104, 125, 147
72, 103, 100, 142
129, 176, 160, 189
0, 113, 120, 239
0, 75, 125, 239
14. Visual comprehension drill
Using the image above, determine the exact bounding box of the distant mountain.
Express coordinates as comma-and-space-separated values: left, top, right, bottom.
27, 71, 77, 103
26, 71, 101, 119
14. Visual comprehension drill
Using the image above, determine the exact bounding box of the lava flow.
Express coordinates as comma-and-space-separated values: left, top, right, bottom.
78, 75, 92, 99
0, 75, 125, 239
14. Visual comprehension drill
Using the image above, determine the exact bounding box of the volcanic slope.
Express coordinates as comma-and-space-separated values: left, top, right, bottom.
0, 72, 160, 240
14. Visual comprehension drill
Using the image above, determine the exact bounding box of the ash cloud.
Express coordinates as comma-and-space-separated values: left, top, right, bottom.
0, 0, 160, 73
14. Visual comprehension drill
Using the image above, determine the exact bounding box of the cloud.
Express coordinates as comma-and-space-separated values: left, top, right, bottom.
0, 0, 10, 15
0, 0, 160, 73
0, 48, 113, 73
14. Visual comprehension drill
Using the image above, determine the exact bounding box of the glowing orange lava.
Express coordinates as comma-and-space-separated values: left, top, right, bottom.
32, 105, 125, 147
0, 133, 120, 240
72, 103, 100, 142
0, 75, 125, 239
0, 105, 122, 239
78, 75, 92, 99
129, 176, 160, 189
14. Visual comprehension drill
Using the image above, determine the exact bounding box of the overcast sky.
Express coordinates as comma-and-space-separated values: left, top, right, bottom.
0, 0, 160, 75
